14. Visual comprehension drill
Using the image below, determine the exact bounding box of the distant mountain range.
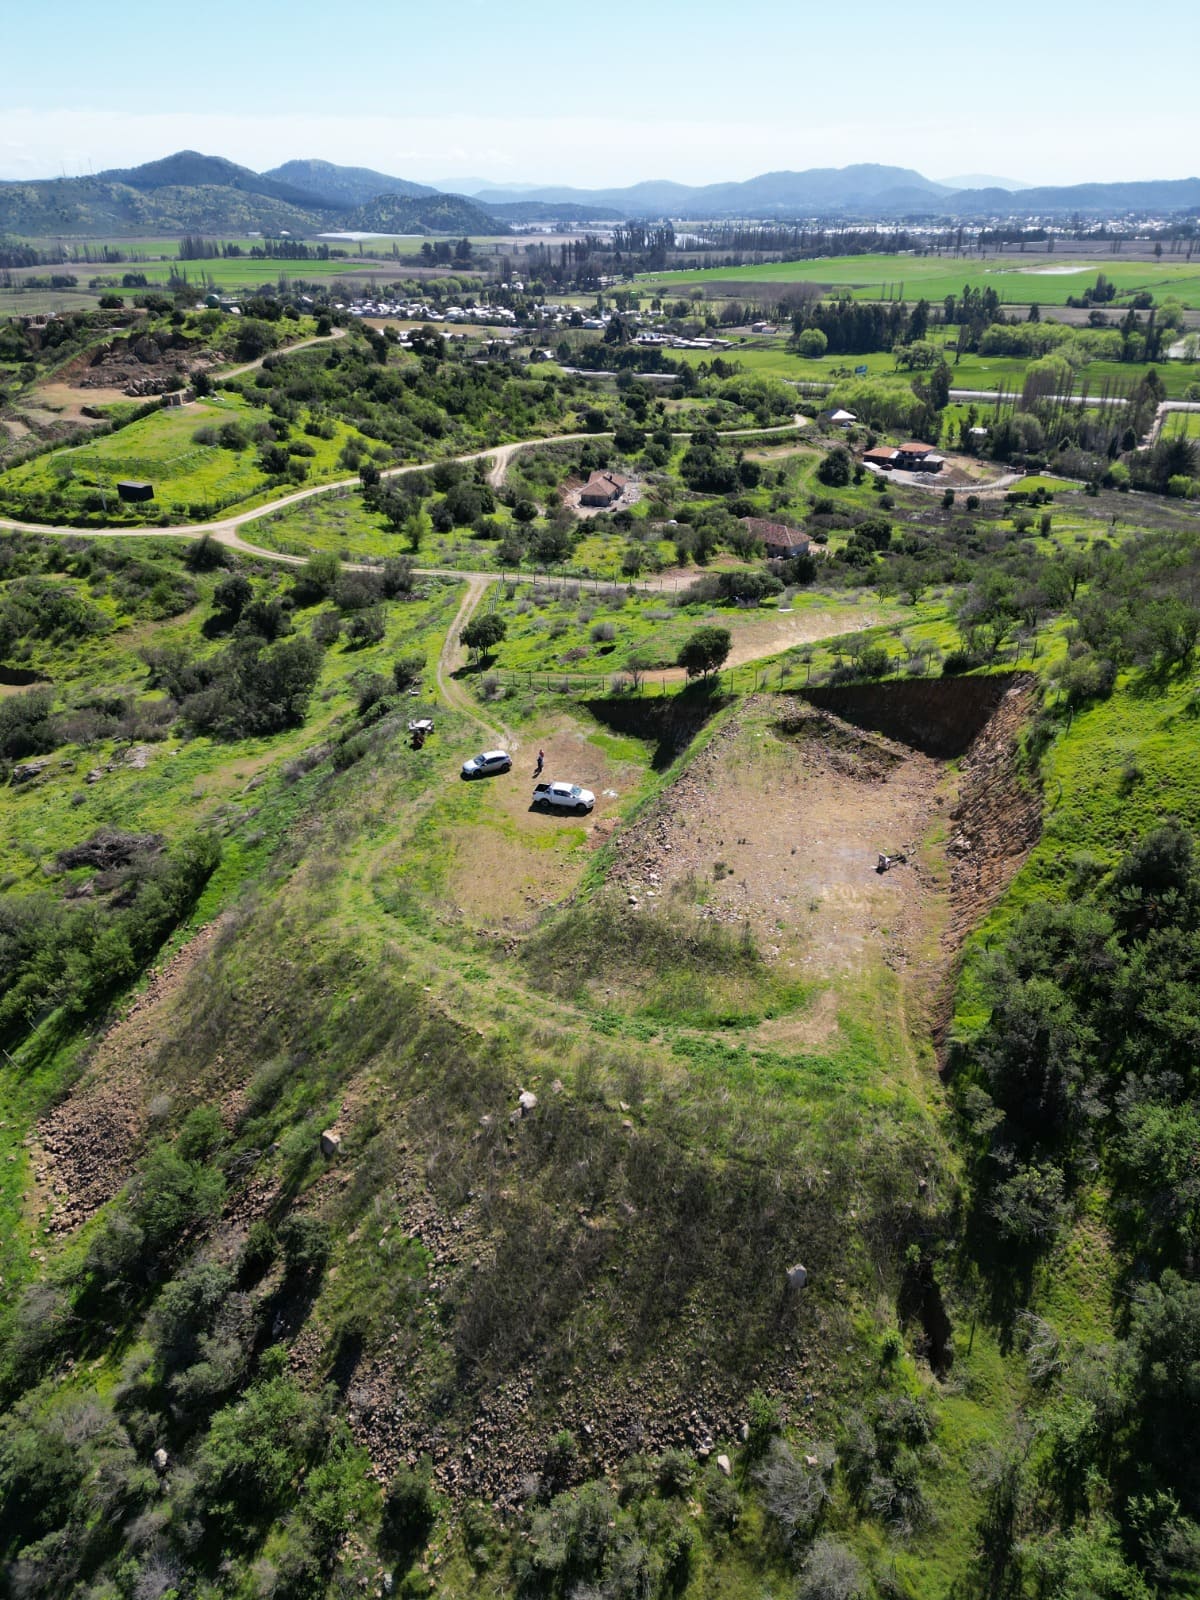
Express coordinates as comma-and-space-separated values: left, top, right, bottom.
458, 166, 1200, 218
938, 173, 1030, 192
0, 151, 1197, 239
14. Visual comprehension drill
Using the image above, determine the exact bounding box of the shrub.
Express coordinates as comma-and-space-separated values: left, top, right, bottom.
817, 445, 853, 487
0, 688, 55, 760
392, 653, 424, 691
796, 1536, 867, 1600
754, 1439, 832, 1557
381, 1466, 437, 1563
745, 1389, 782, 1462
656, 1449, 694, 1497
193, 1369, 329, 1539
344, 606, 386, 647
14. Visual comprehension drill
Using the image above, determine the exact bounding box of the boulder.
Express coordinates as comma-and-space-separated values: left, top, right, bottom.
320, 1129, 341, 1158
786, 1262, 808, 1291
11, 760, 50, 784
517, 1090, 538, 1115
716, 1453, 732, 1478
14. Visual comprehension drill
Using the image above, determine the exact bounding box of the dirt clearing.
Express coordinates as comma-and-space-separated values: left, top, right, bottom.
604, 678, 1039, 1052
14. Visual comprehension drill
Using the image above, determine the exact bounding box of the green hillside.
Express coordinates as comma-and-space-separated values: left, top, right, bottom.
348, 192, 508, 236
0, 316, 1198, 1600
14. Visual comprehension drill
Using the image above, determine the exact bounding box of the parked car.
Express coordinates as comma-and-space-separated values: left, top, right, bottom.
532, 781, 595, 814
461, 749, 512, 779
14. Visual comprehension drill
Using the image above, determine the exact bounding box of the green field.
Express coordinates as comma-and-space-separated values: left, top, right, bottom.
665, 337, 1200, 398
0, 392, 364, 522
639, 251, 1200, 308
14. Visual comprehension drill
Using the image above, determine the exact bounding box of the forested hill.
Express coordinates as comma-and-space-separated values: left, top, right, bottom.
0, 151, 506, 237
0, 176, 329, 238
346, 192, 508, 236
263, 160, 438, 206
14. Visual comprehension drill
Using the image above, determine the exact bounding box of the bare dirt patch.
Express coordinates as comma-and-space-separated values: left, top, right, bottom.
28, 916, 230, 1234
609, 700, 951, 1001
604, 678, 1041, 1050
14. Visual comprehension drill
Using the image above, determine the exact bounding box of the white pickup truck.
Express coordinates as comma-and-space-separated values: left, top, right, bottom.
532, 781, 595, 815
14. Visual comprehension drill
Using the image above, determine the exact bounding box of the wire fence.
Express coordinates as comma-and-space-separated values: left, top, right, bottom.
488, 661, 820, 699
485, 636, 1042, 701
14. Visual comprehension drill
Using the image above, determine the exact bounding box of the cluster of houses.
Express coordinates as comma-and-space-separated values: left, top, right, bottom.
634, 331, 736, 352
346, 297, 518, 325
862, 441, 945, 474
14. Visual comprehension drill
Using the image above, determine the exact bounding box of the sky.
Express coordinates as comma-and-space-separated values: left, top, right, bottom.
3, 0, 1197, 191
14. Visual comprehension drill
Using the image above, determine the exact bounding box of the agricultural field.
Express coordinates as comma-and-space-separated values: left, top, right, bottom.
662, 334, 1200, 399
638, 250, 1200, 308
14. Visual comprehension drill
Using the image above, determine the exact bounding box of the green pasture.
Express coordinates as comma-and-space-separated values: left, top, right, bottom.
665, 336, 1200, 399
638, 251, 1200, 308
0, 391, 365, 521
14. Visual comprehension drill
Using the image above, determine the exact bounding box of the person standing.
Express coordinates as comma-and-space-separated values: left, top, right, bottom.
534, 748, 545, 776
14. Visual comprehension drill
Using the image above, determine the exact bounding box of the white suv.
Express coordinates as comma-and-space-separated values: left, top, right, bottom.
532, 781, 595, 814
461, 749, 512, 779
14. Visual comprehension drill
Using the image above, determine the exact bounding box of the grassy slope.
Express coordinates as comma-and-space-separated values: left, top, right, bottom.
2, 477, 1199, 1593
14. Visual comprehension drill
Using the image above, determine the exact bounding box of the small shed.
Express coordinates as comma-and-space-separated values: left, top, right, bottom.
117, 481, 155, 503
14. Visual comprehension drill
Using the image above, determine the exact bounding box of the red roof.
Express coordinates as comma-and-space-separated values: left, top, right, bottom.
740, 517, 809, 547
898, 442, 935, 454
863, 447, 898, 461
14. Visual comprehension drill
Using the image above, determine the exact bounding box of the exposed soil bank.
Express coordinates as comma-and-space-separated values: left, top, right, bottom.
800, 672, 1026, 759
584, 690, 732, 770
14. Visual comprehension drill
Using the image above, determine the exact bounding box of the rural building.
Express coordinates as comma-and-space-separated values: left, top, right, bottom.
740, 517, 811, 558
821, 408, 857, 428
894, 442, 943, 472
579, 470, 629, 508
862, 446, 898, 469
117, 481, 155, 503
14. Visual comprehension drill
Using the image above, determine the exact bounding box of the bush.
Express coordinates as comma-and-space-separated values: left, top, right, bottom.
754, 1439, 832, 1557
344, 606, 386, 647
817, 445, 853, 487
392, 653, 424, 691
796, 1536, 867, 1600
0, 688, 56, 760
381, 1466, 437, 1564
745, 1389, 782, 1462
193, 1369, 329, 1539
